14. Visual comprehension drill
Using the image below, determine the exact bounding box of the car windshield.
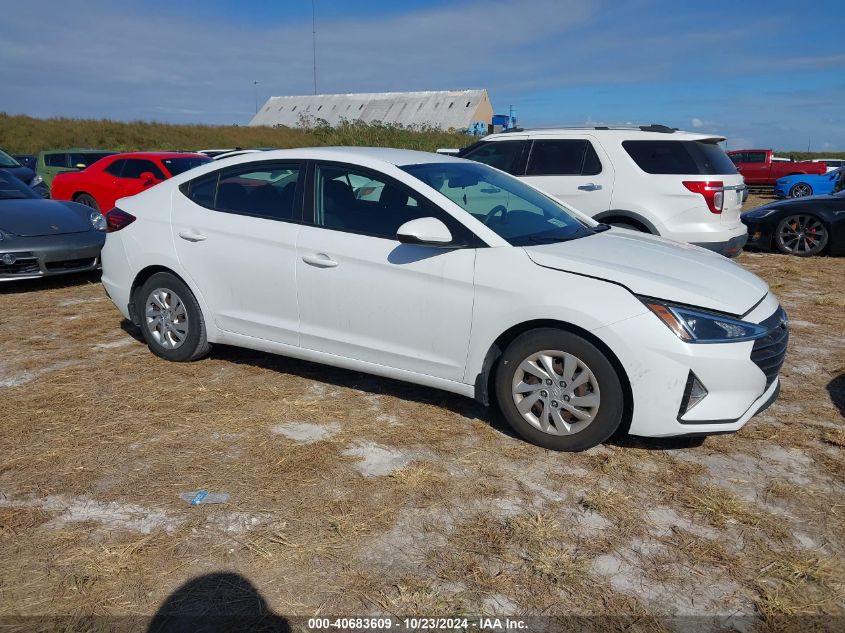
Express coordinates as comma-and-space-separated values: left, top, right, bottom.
402, 162, 601, 245
0, 149, 21, 168
0, 172, 37, 200
161, 157, 212, 176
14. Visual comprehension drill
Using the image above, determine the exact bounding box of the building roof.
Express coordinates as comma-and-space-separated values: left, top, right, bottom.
249, 89, 492, 130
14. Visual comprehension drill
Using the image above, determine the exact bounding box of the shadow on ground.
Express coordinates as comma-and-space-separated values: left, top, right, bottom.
827, 372, 845, 418
148, 572, 290, 633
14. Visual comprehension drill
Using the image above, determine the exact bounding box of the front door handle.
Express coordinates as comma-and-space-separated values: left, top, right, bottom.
577, 183, 602, 191
302, 253, 338, 268
178, 230, 207, 242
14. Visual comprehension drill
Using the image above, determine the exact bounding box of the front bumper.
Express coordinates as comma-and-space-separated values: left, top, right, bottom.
0, 231, 105, 281
742, 219, 775, 251
691, 231, 748, 258
594, 293, 787, 438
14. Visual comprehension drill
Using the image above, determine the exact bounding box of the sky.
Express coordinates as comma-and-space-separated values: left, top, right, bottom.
1, 0, 843, 150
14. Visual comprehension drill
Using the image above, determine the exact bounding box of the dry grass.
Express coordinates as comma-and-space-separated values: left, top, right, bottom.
0, 212, 843, 624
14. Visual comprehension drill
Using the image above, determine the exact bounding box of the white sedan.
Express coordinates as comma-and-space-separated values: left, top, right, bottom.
100, 148, 787, 451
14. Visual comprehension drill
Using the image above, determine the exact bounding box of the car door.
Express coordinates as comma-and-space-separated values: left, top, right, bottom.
295, 162, 477, 382
519, 137, 614, 216
172, 161, 304, 344
41, 153, 71, 188
742, 151, 769, 185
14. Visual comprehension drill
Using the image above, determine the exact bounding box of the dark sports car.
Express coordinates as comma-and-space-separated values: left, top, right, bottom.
742, 187, 845, 257
0, 171, 106, 281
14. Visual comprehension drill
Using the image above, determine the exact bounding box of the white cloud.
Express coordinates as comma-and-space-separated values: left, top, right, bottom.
691, 117, 704, 128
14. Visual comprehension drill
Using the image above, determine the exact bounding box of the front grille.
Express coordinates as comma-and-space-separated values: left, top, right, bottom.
0, 252, 40, 276
45, 257, 97, 272
751, 307, 789, 387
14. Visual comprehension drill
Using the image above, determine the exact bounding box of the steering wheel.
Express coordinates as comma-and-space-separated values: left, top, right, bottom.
483, 205, 507, 226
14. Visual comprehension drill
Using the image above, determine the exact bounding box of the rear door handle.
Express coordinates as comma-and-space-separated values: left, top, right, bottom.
302, 253, 338, 268
178, 230, 207, 242
577, 183, 602, 191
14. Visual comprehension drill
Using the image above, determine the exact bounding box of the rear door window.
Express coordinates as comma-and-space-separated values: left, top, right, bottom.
45, 154, 67, 167
460, 140, 527, 175
525, 139, 602, 176
623, 140, 738, 175
183, 162, 303, 222
745, 151, 767, 163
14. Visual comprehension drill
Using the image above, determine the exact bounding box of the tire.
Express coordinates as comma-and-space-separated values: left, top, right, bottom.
788, 183, 812, 198
74, 193, 100, 211
774, 214, 829, 257
136, 272, 211, 361
494, 328, 625, 451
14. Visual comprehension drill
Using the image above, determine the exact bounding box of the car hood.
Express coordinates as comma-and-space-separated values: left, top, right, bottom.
0, 199, 92, 236
523, 230, 768, 316
0, 165, 35, 183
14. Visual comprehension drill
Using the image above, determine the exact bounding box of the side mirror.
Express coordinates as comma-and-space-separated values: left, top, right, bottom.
140, 171, 158, 185
396, 217, 454, 246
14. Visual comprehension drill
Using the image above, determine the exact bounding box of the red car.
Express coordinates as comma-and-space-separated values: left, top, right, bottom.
727, 149, 826, 187
51, 152, 211, 212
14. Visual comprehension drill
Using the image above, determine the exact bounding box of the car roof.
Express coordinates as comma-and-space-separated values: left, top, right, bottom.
212, 146, 464, 167
109, 151, 208, 159
483, 128, 726, 142
40, 148, 115, 153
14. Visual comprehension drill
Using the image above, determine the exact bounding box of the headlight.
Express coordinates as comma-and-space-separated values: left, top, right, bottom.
744, 207, 780, 219
90, 211, 107, 231
640, 297, 769, 343
30, 174, 43, 188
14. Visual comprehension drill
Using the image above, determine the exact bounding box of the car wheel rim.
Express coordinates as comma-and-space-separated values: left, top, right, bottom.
145, 287, 189, 349
779, 215, 826, 254
791, 184, 811, 197
511, 349, 600, 436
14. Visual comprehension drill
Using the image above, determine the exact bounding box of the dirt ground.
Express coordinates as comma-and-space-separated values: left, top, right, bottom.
0, 193, 843, 632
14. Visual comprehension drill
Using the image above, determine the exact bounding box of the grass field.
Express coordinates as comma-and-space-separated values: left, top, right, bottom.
2, 113, 844, 161
0, 113, 474, 154
0, 193, 842, 631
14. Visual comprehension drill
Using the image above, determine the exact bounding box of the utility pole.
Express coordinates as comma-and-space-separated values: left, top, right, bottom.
312, 0, 318, 95
253, 80, 259, 114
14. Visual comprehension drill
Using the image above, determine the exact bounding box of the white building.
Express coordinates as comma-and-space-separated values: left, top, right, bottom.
249, 89, 493, 131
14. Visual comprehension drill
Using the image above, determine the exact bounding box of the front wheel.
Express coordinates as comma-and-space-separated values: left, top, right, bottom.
494, 329, 625, 451
774, 214, 828, 256
788, 183, 812, 198
136, 272, 211, 361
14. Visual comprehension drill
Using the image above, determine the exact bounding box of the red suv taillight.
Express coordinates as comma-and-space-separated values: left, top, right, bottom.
105, 207, 136, 232
683, 180, 724, 214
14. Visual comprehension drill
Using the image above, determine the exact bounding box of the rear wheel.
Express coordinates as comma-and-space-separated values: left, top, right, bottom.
788, 183, 812, 198
774, 214, 828, 256
74, 193, 99, 211
494, 329, 625, 451
136, 272, 211, 361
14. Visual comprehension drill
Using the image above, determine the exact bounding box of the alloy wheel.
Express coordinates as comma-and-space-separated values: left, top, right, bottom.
511, 349, 601, 436
777, 215, 827, 255
145, 287, 189, 349
789, 183, 812, 198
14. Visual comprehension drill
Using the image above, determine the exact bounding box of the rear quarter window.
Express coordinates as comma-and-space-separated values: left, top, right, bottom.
623, 140, 737, 175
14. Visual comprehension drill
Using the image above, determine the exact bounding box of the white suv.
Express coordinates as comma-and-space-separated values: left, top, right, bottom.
453, 125, 748, 256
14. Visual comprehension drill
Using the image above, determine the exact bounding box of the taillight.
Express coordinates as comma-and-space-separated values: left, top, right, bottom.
683, 180, 724, 214
105, 207, 137, 232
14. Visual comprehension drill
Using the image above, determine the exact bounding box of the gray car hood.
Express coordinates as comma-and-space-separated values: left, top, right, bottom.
524, 229, 768, 316
0, 199, 92, 237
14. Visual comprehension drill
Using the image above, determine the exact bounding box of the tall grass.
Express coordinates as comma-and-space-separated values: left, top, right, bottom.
0, 113, 474, 154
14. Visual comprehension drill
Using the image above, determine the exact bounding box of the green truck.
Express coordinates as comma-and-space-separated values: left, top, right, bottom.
37, 149, 116, 189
